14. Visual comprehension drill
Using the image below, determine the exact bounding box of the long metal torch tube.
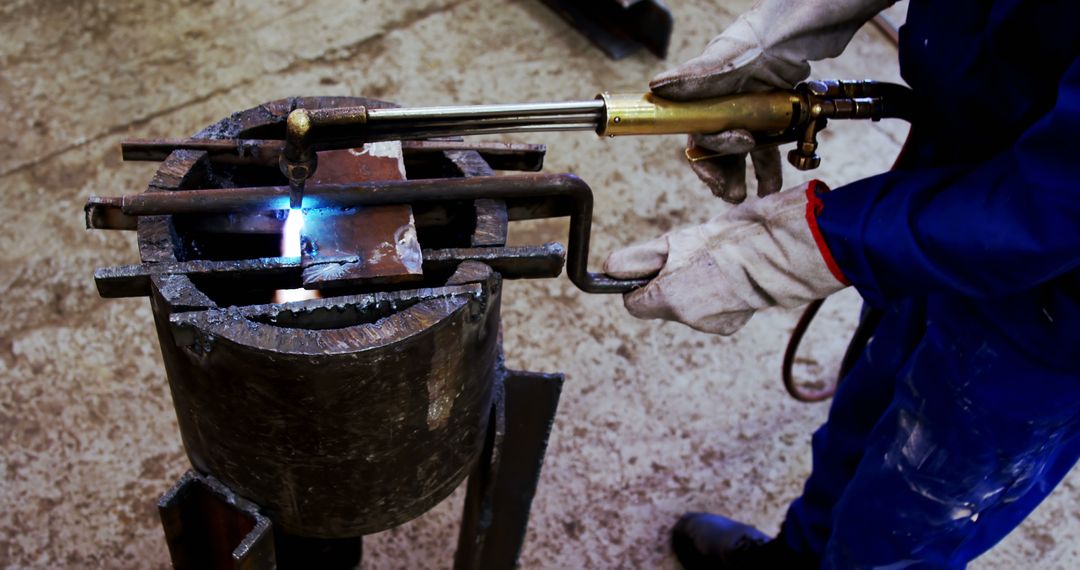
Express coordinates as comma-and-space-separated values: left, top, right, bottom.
353, 102, 606, 139
365, 99, 605, 121
372, 113, 602, 129
113, 173, 646, 294
305, 123, 597, 148
367, 122, 600, 140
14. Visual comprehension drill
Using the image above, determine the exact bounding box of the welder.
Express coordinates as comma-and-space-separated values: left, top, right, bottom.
603, 0, 1080, 567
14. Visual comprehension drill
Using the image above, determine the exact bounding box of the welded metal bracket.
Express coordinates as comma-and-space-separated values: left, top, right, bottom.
158, 471, 275, 570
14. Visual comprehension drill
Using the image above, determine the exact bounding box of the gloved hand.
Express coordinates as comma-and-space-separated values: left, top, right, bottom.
651, 0, 894, 203
603, 181, 848, 335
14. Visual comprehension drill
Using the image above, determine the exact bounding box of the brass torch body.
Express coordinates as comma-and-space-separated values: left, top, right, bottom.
597, 91, 802, 137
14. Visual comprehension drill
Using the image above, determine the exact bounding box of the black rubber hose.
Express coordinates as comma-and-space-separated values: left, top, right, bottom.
780, 13, 900, 402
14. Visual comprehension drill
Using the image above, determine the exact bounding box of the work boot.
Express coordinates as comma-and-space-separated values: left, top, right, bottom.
671, 513, 817, 569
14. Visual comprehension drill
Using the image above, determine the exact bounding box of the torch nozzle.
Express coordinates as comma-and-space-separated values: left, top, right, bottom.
289, 179, 304, 210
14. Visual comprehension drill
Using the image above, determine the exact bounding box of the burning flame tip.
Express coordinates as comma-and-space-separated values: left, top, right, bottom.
274, 208, 319, 303
282, 208, 305, 258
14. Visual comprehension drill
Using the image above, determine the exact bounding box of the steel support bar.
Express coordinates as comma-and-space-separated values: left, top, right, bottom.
454, 370, 564, 569
95, 257, 302, 299
120, 139, 547, 172
95, 244, 567, 298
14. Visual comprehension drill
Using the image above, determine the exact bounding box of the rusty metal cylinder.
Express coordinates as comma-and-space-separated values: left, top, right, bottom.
139, 97, 504, 538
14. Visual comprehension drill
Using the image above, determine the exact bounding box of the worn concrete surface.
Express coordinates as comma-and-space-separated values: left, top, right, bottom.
1, 0, 1076, 568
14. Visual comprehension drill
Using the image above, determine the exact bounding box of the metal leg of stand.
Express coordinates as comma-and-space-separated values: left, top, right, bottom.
455, 369, 564, 569
160, 471, 363, 570
159, 471, 276, 570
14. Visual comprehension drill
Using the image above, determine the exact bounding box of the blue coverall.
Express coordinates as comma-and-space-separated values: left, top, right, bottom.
781, 1, 1080, 567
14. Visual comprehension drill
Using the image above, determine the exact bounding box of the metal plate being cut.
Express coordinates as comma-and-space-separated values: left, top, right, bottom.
301, 141, 423, 288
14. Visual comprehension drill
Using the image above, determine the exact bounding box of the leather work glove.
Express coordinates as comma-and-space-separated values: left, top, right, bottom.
651, 0, 894, 203
603, 181, 849, 335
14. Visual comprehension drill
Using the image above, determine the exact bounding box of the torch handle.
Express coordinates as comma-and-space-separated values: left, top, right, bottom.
596, 91, 802, 138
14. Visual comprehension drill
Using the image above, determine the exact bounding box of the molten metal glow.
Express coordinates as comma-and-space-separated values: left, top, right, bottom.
274, 209, 319, 303
282, 208, 305, 257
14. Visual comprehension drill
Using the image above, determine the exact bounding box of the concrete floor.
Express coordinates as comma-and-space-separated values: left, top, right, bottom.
1, 0, 1077, 568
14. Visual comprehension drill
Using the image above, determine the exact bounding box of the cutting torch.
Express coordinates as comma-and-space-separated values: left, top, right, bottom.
277, 79, 914, 208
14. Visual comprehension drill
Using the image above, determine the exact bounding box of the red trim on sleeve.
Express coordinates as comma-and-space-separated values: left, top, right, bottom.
804, 180, 851, 286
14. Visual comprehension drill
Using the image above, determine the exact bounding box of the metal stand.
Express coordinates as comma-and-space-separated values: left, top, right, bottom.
158, 368, 563, 570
